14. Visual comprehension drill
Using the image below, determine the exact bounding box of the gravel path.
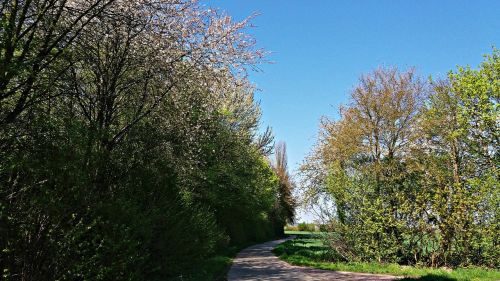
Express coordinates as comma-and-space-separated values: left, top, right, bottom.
227, 237, 400, 281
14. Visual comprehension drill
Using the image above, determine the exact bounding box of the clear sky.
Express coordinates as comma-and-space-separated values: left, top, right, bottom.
202, 0, 500, 221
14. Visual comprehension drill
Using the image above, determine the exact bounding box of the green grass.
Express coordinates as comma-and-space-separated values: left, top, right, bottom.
170, 255, 232, 281
274, 234, 500, 281
166, 243, 246, 281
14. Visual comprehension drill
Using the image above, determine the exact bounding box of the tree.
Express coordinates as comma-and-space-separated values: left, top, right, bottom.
0, 0, 116, 125
0, 1, 281, 279
450, 48, 499, 171
301, 52, 499, 267
319, 67, 425, 226
271, 141, 296, 235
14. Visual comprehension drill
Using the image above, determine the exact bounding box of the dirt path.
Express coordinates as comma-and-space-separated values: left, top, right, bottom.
227, 237, 400, 281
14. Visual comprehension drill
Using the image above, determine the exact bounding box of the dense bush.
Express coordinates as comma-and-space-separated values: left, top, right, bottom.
284, 222, 317, 232
297, 223, 317, 232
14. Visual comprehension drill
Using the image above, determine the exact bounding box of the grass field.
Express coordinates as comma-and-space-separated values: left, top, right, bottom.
275, 233, 500, 281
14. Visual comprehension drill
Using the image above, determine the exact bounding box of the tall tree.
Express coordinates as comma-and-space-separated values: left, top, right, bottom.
271, 141, 295, 235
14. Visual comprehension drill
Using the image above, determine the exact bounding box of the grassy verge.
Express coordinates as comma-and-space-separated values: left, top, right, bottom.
166, 244, 245, 281
169, 251, 234, 281
274, 233, 500, 281
171, 236, 286, 281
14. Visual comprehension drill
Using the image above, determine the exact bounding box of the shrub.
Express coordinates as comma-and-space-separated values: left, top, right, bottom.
297, 222, 317, 232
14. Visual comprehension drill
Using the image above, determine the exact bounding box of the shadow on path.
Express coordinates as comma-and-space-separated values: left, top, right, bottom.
227, 237, 401, 281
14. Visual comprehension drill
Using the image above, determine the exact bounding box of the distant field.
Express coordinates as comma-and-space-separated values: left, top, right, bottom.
284, 230, 325, 235
274, 233, 500, 281
285, 230, 315, 235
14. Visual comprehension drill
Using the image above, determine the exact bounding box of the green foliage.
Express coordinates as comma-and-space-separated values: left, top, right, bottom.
297, 222, 317, 232
284, 224, 315, 232
302, 50, 499, 269
284, 222, 318, 232
0, 1, 292, 280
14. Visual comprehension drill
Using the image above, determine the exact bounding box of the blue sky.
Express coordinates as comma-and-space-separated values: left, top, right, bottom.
202, 1, 500, 220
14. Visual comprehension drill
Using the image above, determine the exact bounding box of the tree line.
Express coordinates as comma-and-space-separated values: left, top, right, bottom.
302, 50, 499, 268
0, 1, 295, 280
